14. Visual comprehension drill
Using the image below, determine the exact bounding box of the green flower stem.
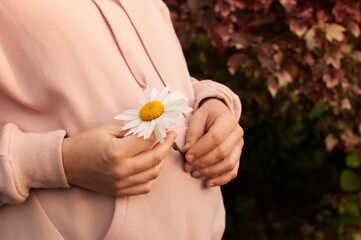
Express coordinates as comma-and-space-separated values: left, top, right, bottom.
172, 142, 185, 160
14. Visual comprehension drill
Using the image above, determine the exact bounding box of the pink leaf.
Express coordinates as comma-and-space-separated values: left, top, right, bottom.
341, 98, 351, 110
215, 1, 231, 17
267, 76, 278, 97
214, 24, 233, 42
348, 21, 360, 38
275, 70, 292, 87
325, 134, 339, 151
325, 50, 342, 69
229, 32, 250, 48
289, 20, 307, 38
303, 53, 315, 66
280, 0, 297, 12
304, 27, 320, 50
227, 0, 245, 10
323, 73, 339, 89
325, 23, 346, 42
227, 53, 247, 75
258, 55, 275, 72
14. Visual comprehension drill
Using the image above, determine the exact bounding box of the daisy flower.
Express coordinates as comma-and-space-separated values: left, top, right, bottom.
114, 86, 192, 143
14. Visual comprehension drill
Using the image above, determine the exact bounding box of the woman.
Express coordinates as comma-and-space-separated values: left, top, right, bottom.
0, 0, 243, 239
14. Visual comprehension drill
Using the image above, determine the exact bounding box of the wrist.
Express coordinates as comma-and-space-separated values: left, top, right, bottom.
199, 97, 225, 108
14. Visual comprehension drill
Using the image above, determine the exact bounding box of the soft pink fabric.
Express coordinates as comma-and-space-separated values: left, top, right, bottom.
0, 0, 241, 239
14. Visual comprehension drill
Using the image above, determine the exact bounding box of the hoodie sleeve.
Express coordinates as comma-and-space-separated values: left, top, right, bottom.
190, 77, 242, 120
0, 123, 70, 205
154, 0, 242, 120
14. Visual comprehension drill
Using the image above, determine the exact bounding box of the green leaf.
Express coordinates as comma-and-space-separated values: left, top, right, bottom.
346, 151, 361, 168
340, 170, 361, 191
345, 202, 360, 215
308, 103, 329, 119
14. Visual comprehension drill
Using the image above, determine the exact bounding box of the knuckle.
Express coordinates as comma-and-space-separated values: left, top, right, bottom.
211, 132, 222, 145
240, 137, 245, 148
103, 142, 125, 161
113, 167, 127, 181
141, 183, 153, 194
152, 153, 163, 166
200, 168, 210, 177
229, 118, 238, 128
195, 160, 207, 169
217, 180, 225, 186
225, 161, 235, 172
115, 190, 125, 198
238, 126, 244, 136
217, 145, 229, 159
232, 170, 238, 179
149, 171, 160, 180
103, 144, 117, 160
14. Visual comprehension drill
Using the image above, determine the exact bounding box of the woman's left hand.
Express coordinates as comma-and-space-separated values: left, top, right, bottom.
183, 98, 244, 187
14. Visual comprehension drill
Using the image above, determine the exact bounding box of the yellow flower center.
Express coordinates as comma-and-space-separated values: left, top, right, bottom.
139, 101, 164, 121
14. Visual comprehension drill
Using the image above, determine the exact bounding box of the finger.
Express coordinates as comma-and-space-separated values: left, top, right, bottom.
104, 124, 128, 138
183, 112, 207, 152
206, 160, 240, 187
123, 131, 176, 175
184, 130, 242, 172
115, 181, 154, 197
185, 116, 237, 162
116, 154, 167, 189
118, 131, 160, 157
191, 143, 242, 178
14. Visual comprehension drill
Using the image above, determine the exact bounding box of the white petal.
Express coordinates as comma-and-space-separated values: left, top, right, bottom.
157, 116, 171, 128
164, 98, 187, 109
136, 123, 147, 138
165, 106, 193, 113
122, 109, 141, 114
144, 89, 151, 102
114, 113, 139, 121
162, 91, 184, 105
122, 118, 143, 130
167, 91, 184, 101
154, 123, 167, 143
161, 111, 179, 119
154, 127, 164, 143
137, 127, 146, 138
139, 100, 146, 105
158, 86, 170, 102
124, 130, 133, 137
144, 120, 156, 139
156, 123, 167, 139
151, 88, 158, 101
132, 121, 147, 136
137, 130, 144, 138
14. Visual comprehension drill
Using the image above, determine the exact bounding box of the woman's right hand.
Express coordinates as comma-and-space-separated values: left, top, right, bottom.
61, 124, 176, 197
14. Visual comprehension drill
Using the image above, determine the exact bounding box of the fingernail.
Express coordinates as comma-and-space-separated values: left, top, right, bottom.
186, 154, 195, 162
169, 131, 177, 139
192, 171, 201, 178
207, 182, 215, 187
185, 164, 193, 172
183, 142, 191, 150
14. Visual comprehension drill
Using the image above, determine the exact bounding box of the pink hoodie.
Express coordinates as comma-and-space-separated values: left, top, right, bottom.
0, 0, 241, 239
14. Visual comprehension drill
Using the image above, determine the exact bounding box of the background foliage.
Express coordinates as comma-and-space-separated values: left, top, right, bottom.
164, 0, 361, 239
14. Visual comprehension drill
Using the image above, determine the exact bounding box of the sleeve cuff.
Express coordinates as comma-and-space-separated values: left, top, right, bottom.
192, 78, 242, 121
0, 123, 70, 204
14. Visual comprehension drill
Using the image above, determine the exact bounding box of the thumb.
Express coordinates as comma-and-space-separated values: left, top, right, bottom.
106, 124, 127, 138
183, 112, 207, 153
